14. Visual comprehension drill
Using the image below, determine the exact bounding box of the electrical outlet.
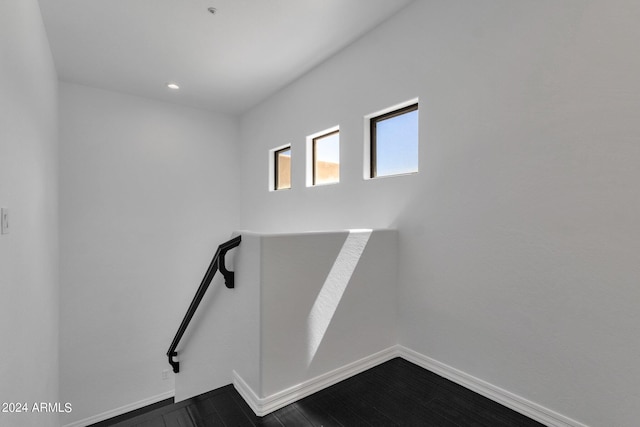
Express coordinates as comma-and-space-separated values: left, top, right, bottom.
1, 208, 8, 234
162, 369, 169, 380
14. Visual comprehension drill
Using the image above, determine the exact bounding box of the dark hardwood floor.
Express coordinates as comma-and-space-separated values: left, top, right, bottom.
91, 358, 544, 427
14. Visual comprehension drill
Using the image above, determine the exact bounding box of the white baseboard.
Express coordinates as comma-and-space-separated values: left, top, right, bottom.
397, 346, 589, 427
62, 390, 175, 427
233, 346, 400, 416
67, 347, 589, 427
235, 345, 589, 427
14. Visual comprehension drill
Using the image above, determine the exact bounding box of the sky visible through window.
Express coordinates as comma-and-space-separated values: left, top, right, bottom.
278, 148, 291, 162
315, 132, 340, 164
375, 109, 418, 177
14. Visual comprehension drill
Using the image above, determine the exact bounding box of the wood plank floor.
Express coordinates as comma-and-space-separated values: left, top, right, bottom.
91, 358, 544, 427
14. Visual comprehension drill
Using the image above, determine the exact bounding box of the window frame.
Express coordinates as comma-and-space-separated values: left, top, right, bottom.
306, 125, 340, 187
312, 129, 340, 186
369, 102, 419, 179
269, 144, 292, 192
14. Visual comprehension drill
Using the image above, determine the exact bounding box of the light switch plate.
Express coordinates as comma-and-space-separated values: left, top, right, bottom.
1, 208, 8, 234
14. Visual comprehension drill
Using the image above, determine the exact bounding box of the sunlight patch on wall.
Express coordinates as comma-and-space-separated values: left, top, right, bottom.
306, 229, 372, 365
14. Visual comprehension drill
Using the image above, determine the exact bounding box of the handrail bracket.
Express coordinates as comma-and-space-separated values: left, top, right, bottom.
218, 249, 235, 289
168, 351, 179, 373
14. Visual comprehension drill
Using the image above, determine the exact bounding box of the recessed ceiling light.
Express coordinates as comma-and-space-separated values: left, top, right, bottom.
167, 83, 180, 90
207, 7, 217, 15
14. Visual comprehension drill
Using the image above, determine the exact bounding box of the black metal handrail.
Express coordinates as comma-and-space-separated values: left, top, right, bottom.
167, 235, 241, 373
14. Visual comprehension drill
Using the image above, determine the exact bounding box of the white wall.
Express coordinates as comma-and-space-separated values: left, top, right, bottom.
229, 230, 397, 416
0, 1, 59, 426
59, 83, 240, 425
239, 1, 640, 426
259, 229, 397, 397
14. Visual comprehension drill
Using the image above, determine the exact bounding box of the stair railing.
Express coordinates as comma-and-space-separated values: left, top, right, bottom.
166, 235, 241, 373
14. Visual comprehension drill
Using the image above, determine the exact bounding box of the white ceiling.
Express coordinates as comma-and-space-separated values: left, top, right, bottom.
38, 0, 414, 114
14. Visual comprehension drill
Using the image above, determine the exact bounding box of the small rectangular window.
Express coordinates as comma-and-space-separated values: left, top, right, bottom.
370, 103, 418, 178
274, 146, 291, 190
312, 130, 340, 186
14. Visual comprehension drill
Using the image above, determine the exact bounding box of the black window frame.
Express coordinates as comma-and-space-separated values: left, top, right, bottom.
274, 146, 291, 191
312, 129, 340, 186
370, 103, 419, 178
